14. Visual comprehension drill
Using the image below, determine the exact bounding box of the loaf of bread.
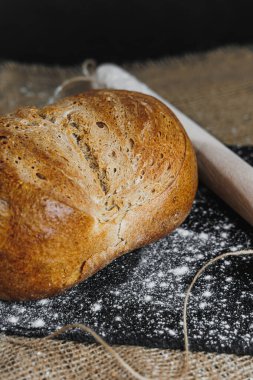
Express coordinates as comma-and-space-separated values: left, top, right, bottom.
0, 90, 197, 300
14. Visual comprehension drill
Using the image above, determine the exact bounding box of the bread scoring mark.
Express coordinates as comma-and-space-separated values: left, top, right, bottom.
71, 133, 109, 195
0, 90, 197, 300
95, 92, 185, 222
13, 91, 187, 228
72, 133, 81, 143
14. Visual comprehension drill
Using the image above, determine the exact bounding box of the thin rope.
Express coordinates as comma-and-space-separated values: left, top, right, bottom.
45, 249, 253, 380
45, 323, 150, 380
181, 249, 253, 379
48, 59, 97, 104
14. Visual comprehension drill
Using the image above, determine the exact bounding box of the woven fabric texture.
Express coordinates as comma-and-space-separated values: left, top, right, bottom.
0, 46, 253, 379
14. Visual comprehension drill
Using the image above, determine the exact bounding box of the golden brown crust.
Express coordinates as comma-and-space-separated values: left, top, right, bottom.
0, 90, 197, 300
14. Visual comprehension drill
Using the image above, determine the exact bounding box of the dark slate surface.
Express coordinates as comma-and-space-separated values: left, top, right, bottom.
0, 146, 253, 355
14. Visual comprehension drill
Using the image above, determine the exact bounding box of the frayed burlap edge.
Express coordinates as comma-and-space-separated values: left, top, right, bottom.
1, 334, 253, 380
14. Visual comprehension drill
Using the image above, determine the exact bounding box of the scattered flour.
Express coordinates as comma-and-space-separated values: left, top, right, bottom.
91, 303, 102, 312
7, 316, 19, 324
169, 266, 189, 276
0, 148, 252, 356
203, 291, 212, 298
31, 319, 45, 328
177, 228, 193, 238
146, 281, 156, 289
199, 232, 209, 241
38, 299, 49, 306
203, 275, 212, 280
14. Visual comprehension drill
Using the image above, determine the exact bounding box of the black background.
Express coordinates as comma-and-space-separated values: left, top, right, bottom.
0, 0, 253, 64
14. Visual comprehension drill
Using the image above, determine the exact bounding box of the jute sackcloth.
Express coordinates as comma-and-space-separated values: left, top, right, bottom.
0, 46, 253, 379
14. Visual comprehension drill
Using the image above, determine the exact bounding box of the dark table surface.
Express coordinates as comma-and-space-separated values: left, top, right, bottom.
0, 146, 252, 356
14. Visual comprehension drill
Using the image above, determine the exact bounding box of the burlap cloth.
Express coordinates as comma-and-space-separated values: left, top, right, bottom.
0, 46, 253, 379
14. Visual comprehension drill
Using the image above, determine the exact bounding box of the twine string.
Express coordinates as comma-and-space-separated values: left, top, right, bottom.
43, 249, 253, 380
181, 249, 253, 380
45, 323, 149, 380
48, 59, 97, 104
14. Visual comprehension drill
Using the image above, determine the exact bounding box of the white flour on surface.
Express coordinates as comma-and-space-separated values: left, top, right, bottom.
0, 147, 252, 355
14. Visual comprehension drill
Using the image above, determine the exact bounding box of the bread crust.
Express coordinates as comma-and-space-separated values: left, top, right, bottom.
0, 90, 197, 300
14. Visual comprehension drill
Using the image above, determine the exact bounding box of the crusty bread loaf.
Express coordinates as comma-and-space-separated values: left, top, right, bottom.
0, 90, 197, 300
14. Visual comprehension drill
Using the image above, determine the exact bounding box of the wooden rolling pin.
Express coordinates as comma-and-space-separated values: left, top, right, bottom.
95, 64, 253, 226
